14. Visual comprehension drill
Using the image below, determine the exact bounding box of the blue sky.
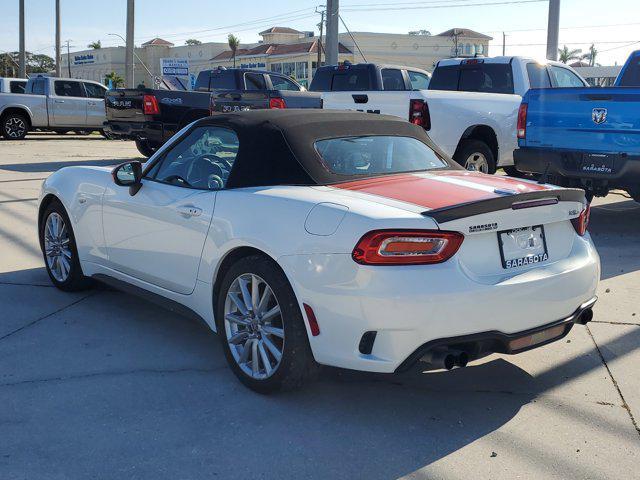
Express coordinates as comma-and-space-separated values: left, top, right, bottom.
1, 0, 638, 65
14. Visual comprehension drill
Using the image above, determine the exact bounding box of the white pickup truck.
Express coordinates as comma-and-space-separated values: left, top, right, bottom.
0, 75, 108, 139
310, 58, 587, 174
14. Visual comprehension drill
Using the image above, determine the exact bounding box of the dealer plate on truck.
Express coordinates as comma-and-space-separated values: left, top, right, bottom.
497, 225, 548, 269
581, 153, 616, 175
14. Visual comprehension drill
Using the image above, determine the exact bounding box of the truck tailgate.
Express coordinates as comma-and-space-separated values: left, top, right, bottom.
522, 87, 640, 152
105, 89, 149, 122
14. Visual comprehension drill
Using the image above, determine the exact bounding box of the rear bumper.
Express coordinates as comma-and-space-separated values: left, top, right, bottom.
103, 121, 167, 144
395, 296, 596, 372
514, 147, 640, 194
279, 235, 600, 373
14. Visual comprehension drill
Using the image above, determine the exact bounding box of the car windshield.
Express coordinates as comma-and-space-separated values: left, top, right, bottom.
314, 135, 448, 176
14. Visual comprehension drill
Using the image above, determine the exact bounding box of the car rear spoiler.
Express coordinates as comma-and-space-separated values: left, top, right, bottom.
422, 188, 586, 223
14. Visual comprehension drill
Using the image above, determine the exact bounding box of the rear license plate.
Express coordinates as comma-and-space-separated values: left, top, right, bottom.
581, 153, 615, 174
497, 225, 548, 269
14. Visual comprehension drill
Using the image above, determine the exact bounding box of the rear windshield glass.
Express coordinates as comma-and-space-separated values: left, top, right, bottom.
314, 136, 447, 176
429, 63, 514, 94
330, 70, 371, 91
618, 55, 640, 86
195, 70, 236, 91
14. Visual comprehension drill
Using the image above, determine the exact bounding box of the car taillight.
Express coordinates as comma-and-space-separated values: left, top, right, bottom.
352, 230, 464, 265
409, 99, 431, 130
142, 94, 159, 115
517, 102, 528, 139
571, 204, 590, 236
269, 97, 286, 109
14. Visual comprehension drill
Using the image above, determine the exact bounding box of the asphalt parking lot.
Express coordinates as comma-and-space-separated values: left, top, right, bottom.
0, 133, 638, 480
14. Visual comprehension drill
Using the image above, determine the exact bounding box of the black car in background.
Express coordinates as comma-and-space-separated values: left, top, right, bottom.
104, 68, 322, 157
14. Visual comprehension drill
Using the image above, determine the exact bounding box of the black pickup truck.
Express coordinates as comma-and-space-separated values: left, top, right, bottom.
104, 68, 322, 157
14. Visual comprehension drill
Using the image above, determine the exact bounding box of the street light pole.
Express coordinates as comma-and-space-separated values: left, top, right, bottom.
125, 0, 135, 87
55, 0, 61, 77
18, 0, 26, 77
546, 0, 560, 61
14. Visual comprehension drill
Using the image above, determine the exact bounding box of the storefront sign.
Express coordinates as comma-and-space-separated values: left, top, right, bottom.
160, 58, 189, 76
73, 54, 95, 65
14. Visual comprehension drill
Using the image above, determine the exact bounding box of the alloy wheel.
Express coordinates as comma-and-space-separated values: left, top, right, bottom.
44, 212, 72, 282
224, 273, 284, 380
5, 117, 27, 139
464, 152, 489, 173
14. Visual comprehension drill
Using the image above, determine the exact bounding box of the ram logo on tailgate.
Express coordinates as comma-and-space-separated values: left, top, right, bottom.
592, 108, 607, 125
110, 99, 132, 108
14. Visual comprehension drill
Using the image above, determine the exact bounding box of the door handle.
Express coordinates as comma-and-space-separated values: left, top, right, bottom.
177, 205, 202, 218
54, 99, 65, 103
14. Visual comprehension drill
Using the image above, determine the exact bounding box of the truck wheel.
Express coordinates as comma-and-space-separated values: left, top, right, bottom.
453, 140, 496, 174
135, 139, 158, 158
1, 112, 29, 140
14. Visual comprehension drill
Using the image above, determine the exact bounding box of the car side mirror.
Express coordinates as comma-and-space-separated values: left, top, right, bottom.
112, 161, 143, 195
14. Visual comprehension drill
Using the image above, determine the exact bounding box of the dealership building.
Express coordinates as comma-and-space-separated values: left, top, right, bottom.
61, 26, 492, 87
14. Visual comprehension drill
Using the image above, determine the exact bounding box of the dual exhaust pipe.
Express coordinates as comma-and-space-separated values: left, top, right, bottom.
421, 348, 468, 371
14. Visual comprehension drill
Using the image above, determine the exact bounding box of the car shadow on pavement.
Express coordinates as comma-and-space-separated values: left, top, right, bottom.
589, 199, 640, 280
1, 267, 638, 479
0, 158, 143, 173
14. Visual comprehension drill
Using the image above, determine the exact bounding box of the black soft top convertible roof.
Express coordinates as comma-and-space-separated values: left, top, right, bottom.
193, 109, 451, 188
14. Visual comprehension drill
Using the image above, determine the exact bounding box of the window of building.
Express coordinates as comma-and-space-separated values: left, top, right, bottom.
295, 61, 308, 80
271, 63, 283, 74
282, 62, 295, 77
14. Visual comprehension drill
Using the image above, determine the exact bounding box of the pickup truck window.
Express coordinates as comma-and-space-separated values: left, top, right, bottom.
205, 71, 236, 91
408, 71, 430, 90
29, 78, 46, 95
429, 63, 514, 94
526, 63, 551, 88
84, 82, 106, 99
269, 75, 301, 91
55, 80, 85, 98
314, 136, 447, 176
618, 58, 640, 86
331, 71, 371, 91
382, 69, 405, 91
10, 81, 26, 94
549, 66, 584, 87
245, 73, 266, 90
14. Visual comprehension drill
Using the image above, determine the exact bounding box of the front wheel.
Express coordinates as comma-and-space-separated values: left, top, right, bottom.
39, 200, 91, 291
453, 139, 496, 174
1, 113, 29, 139
215, 255, 316, 393
135, 139, 159, 157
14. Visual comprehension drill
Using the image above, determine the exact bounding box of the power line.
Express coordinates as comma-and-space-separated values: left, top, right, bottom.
342, 0, 548, 11
339, 15, 367, 62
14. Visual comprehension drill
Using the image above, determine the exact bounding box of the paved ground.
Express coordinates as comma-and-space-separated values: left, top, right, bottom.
0, 133, 638, 480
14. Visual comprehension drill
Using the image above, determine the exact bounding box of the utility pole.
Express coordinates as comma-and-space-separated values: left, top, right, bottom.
66, 40, 72, 77
316, 8, 325, 68
125, 0, 135, 87
55, 0, 61, 77
502, 32, 506, 56
546, 0, 560, 61
325, 0, 339, 66
18, 0, 26, 77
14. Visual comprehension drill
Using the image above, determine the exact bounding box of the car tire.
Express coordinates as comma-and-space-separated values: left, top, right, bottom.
1, 112, 29, 140
39, 199, 91, 292
135, 139, 158, 158
453, 139, 496, 174
215, 254, 317, 393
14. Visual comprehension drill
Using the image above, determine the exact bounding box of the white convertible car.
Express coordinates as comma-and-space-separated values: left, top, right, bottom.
38, 110, 599, 392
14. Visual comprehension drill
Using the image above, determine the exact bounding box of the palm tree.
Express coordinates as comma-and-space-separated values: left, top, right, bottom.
582, 44, 598, 67
105, 71, 124, 88
87, 40, 101, 49
558, 45, 582, 64
227, 34, 240, 68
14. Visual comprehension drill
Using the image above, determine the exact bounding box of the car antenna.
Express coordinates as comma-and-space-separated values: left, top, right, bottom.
538, 162, 550, 185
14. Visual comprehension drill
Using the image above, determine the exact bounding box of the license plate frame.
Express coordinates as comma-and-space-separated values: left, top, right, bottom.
497, 225, 549, 270
581, 153, 616, 175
